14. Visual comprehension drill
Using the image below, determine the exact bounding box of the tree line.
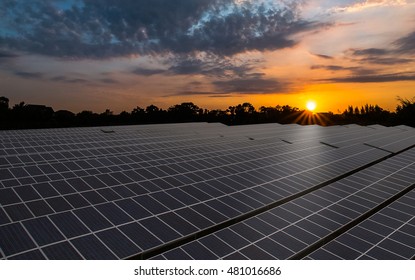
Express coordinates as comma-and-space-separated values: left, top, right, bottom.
0, 96, 414, 130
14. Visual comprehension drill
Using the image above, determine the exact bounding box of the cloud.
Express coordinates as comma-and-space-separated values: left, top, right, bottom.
358, 57, 413, 65
312, 53, 334, 59
0, 0, 313, 59
100, 78, 119, 84
319, 72, 415, 83
50, 76, 88, 83
50, 76, 68, 82
131, 68, 166, 76
311, 64, 377, 75
351, 48, 390, 56
0, 50, 18, 64
0, 51, 18, 58
212, 77, 286, 94
311, 65, 353, 71
330, 0, 408, 13
347, 47, 413, 65
395, 31, 415, 54
166, 54, 261, 78
171, 76, 289, 97
130, 53, 265, 79
14, 71, 43, 79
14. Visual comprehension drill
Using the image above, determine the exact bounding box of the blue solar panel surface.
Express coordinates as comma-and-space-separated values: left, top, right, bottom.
0, 123, 414, 260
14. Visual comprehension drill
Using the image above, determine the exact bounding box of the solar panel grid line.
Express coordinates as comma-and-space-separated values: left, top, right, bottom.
0, 125, 376, 166
0, 138, 358, 179
0, 139, 318, 183
330, 129, 412, 146
292, 128, 383, 146
2, 148, 394, 229
0, 246, 5, 259
136, 187, 308, 260
358, 219, 415, 259
0, 136, 249, 168
5, 143, 334, 198
292, 182, 415, 260
1, 125, 414, 259
0, 206, 13, 225
4, 209, 137, 259
19, 220, 49, 259
328, 227, 411, 260
156, 149, 415, 260
147, 158, 406, 260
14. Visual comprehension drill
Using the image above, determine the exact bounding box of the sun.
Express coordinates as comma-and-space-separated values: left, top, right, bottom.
306, 101, 317, 112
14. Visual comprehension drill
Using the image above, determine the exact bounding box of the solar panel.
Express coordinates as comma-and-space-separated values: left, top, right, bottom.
0, 123, 414, 260
308, 189, 415, 260
154, 146, 415, 260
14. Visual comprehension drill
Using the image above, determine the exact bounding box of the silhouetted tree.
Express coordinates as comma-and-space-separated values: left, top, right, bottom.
396, 97, 415, 127
0, 96, 9, 111
145, 104, 166, 123
1, 95, 414, 129
76, 110, 99, 126
54, 110, 75, 126
168, 102, 200, 122
230, 103, 257, 124
146, 104, 160, 114
0, 96, 9, 120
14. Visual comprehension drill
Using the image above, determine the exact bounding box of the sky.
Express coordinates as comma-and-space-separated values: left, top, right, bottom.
0, 0, 415, 113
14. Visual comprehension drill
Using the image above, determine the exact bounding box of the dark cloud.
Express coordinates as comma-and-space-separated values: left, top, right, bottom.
50, 76, 67, 82
131, 54, 264, 79
67, 78, 88, 83
0, 50, 18, 64
319, 72, 415, 83
171, 76, 289, 97
173, 91, 221, 96
167, 55, 260, 78
131, 68, 166, 76
212, 77, 287, 94
312, 53, 334, 60
351, 48, 390, 56
395, 31, 415, 54
100, 78, 118, 84
358, 57, 413, 65
14, 71, 43, 79
0, 51, 18, 58
346, 29, 415, 60
311, 65, 352, 71
347, 47, 413, 65
0, 0, 311, 59
50, 75, 88, 83
311, 64, 376, 75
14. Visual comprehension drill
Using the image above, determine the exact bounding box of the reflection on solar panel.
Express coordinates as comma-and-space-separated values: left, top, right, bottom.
0, 123, 414, 260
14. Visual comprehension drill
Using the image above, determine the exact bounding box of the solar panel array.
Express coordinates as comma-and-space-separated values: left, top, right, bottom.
0, 123, 414, 260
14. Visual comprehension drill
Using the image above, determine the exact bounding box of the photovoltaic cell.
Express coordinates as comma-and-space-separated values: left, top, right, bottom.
26, 200, 54, 216
46, 197, 73, 212
49, 211, 90, 238
14, 185, 41, 201
22, 217, 65, 246
0, 189, 21, 205
139, 217, 181, 243
0, 223, 36, 256
0, 123, 414, 259
42, 241, 83, 260
4, 204, 33, 221
119, 222, 162, 250
71, 234, 116, 260
73, 207, 112, 231
96, 228, 140, 259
